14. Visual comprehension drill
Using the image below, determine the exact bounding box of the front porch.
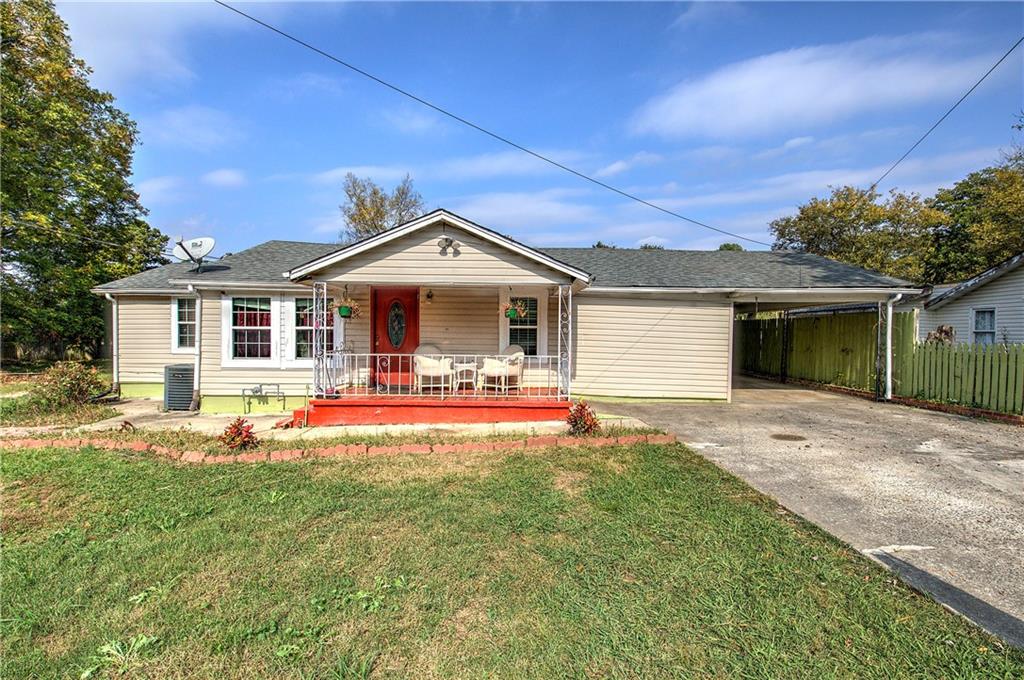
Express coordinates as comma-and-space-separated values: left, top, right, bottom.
288, 280, 575, 426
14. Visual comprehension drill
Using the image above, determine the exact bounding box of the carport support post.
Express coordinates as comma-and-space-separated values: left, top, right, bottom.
884, 294, 903, 402
779, 311, 790, 384
874, 303, 884, 400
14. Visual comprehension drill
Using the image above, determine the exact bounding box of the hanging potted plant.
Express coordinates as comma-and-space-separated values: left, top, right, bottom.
334, 298, 361, 319
501, 301, 527, 319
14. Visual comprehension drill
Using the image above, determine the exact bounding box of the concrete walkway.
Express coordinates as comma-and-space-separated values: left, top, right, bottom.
612, 376, 1024, 647
0, 397, 641, 441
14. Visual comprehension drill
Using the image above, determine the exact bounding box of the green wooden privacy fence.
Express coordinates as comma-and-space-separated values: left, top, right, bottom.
738, 312, 1024, 416
901, 342, 1024, 415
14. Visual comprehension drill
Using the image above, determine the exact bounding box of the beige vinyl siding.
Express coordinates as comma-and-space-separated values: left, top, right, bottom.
420, 287, 499, 354
199, 291, 311, 396
316, 224, 572, 285
117, 296, 180, 383
918, 267, 1024, 344
572, 295, 731, 399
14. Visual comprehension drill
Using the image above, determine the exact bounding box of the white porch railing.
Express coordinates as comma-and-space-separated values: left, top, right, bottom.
316, 352, 568, 401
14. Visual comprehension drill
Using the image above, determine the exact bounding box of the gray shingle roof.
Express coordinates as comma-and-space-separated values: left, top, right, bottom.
93, 240, 341, 291
542, 248, 911, 289
95, 238, 912, 292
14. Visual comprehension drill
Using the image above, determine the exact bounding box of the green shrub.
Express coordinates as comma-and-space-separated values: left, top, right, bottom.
29, 361, 106, 408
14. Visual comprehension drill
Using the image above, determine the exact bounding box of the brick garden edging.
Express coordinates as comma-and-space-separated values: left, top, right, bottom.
0, 433, 678, 464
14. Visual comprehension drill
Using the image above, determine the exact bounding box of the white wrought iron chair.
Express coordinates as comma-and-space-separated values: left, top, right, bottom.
480, 345, 525, 395
412, 343, 453, 393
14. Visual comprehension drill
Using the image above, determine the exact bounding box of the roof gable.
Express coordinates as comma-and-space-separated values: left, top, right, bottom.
287, 209, 591, 282
926, 251, 1024, 310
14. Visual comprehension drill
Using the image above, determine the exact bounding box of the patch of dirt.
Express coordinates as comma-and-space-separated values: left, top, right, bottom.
450, 600, 491, 641
770, 433, 807, 441
553, 470, 589, 497
0, 480, 82, 537
313, 450, 500, 485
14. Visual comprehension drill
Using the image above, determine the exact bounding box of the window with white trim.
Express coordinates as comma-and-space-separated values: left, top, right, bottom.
294, 298, 333, 359
973, 309, 996, 345
231, 297, 272, 358
173, 298, 196, 351
509, 296, 539, 356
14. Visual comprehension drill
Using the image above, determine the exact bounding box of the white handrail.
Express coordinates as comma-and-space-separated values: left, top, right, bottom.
317, 352, 566, 401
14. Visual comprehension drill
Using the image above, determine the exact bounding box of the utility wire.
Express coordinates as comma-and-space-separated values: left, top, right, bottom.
213, 0, 773, 248
869, 33, 1024, 191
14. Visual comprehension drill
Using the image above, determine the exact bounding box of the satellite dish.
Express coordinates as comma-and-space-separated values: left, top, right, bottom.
173, 236, 216, 263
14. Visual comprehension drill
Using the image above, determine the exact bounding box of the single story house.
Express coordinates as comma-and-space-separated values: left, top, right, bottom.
910, 252, 1024, 345
93, 209, 919, 423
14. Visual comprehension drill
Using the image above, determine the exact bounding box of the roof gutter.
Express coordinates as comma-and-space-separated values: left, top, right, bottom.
584, 286, 923, 295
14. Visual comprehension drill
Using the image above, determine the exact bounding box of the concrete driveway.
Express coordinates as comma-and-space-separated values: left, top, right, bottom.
612, 376, 1024, 647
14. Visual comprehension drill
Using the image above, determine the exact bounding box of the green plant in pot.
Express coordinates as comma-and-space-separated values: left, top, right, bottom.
335, 299, 361, 319
501, 301, 527, 319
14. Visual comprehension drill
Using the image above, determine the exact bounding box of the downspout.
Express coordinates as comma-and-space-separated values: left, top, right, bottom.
188, 285, 203, 411
884, 293, 904, 401
104, 294, 120, 395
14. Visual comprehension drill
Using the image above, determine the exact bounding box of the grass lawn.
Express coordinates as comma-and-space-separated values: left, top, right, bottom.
0, 396, 117, 427
3, 443, 1021, 678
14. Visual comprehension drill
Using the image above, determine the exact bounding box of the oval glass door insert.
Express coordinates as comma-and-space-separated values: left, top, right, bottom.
387, 300, 407, 348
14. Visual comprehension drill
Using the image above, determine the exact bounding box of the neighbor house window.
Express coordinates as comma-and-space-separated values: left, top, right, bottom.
973, 309, 996, 345
232, 297, 272, 358
294, 298, 333, 359
509, 296, 538, 356
173, 298, 196, 351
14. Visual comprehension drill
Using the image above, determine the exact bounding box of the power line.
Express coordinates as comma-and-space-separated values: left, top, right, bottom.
869, 33, 1024, 191
213, 0, 773, 248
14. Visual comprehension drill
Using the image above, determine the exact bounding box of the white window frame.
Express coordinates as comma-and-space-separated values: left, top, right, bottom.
971, 307, 997, 345
220, 294, 281, 368
170, 297, 197, 354
498, 287, 547, 355
282, 296, 343, 368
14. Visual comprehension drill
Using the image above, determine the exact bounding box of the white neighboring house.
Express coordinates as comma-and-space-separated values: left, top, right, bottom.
910, 252, 1024, 345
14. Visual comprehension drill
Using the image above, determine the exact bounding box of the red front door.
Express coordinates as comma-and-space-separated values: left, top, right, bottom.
371, 287, 420, 388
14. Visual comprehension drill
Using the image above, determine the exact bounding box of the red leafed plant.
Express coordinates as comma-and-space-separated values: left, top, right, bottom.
219, 417, 259, 450
566, 400, 600, 436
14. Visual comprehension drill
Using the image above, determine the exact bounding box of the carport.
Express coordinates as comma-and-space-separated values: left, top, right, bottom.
730, 283, 920, 401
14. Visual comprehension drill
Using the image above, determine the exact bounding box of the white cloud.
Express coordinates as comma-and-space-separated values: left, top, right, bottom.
136, 176, 184, 205
144, 106, 244, 151
266, 72, 345, 99
58, 2, 247, 92
631, 35, 994, 138
672, 2, 745, 30
754, 136, 815, 160
309, 149, 585, 186
652, 146, 1000, 209
312, 165, 413, 186
433, 150, 582, 181
448, 189, 599, 231
381, 108, 445, 135
594, 151, 663, 178
202, 169, 247, 188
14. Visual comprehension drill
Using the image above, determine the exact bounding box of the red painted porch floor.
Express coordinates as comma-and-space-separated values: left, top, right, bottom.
291, 389, 571, 427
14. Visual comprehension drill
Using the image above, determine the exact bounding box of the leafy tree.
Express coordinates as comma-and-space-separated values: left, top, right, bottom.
718, 243, 744, 251
770, 186, 944, 283
1, 0, 166, 357
924, 162, 1024, 283
591, 241, 617, 249
339, 173, 424, 243
639, 243, 665, 250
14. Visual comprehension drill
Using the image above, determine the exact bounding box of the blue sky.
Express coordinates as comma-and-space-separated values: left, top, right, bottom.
59, 1, 1023, 254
